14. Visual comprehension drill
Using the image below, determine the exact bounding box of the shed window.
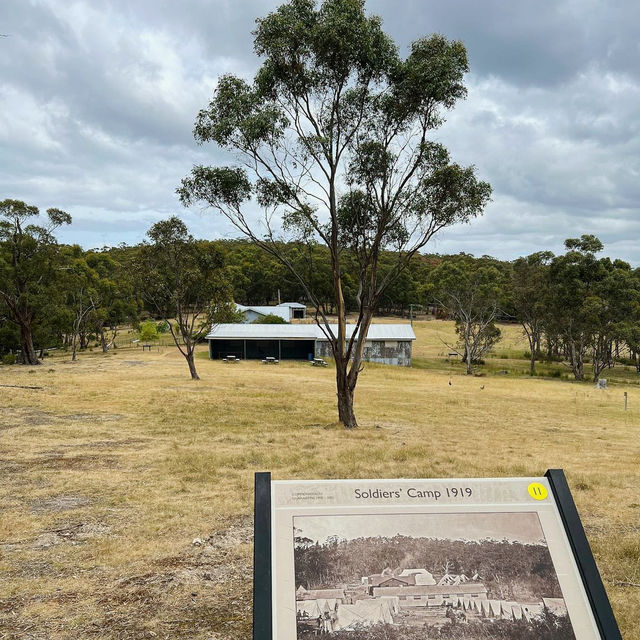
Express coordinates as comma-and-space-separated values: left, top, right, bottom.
385, 341, 398, 348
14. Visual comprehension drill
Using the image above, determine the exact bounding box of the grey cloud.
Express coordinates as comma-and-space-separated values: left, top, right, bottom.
370, 0, 640, 86
1, 0, 639, 263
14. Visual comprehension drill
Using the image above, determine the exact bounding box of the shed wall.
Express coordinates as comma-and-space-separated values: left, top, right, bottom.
315, 339, 412, 366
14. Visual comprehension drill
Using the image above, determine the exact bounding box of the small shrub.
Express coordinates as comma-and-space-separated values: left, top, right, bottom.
2, 353, 17, 365
139, 320, 159, 342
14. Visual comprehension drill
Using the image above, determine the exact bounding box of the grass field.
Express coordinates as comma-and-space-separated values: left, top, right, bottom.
1, 319, 639, 639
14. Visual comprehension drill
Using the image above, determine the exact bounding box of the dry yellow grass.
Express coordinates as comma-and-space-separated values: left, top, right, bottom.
0, 319, 638, 639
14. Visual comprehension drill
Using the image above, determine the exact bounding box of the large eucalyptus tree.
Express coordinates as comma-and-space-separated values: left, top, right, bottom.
0, 199, 71, 364
179, 0, 491, 427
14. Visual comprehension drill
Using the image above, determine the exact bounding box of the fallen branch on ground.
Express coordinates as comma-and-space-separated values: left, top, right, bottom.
0, 384, 44, 390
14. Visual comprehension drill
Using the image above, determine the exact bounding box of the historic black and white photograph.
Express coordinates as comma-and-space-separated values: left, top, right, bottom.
294, 512, 575, 639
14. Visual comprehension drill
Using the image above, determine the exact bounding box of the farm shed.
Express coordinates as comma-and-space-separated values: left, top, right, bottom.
206, 323, 416, 365
276, 302, 306, 319
235, 302, 306, 323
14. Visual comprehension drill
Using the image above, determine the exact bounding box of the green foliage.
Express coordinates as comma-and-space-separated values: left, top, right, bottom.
156, 320, 170, 333
253, 313, 288, 324
139, 320, 159, 342
0, 199, 71, 364
210, 301, 245, 324
137, 216, 236, 379
544, 237, 640, 381
2, 353, 17, 365
425, 254, 505, 372
564, 234, 604, 254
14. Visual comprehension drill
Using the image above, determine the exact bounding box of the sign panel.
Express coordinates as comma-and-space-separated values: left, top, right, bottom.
253, 470, 621, 640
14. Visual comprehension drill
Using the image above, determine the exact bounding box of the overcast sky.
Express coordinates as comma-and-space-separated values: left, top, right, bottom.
2, 1, 639, 261
294, 512, 546, 545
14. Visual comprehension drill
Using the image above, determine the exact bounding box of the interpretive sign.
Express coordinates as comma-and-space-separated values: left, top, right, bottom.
253, 470, 621, 640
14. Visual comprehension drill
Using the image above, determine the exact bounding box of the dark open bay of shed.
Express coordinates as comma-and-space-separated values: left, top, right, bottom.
209, 339, 316, 361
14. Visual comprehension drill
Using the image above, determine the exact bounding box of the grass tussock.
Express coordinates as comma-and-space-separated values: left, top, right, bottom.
0, 319, 638, 639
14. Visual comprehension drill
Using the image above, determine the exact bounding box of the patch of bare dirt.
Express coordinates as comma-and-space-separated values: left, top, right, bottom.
0, 458, 25, 473
30, 494, 92, 513
1, 520, 253, 639
0, 409, 54, 431
84, 519, 254, 639
65, 412, 124, 422
0, 452, 120, 473
57, 437, 148, 450
0, 409, 125, 432
31, 522, 112, 549
35, 453, 121, 471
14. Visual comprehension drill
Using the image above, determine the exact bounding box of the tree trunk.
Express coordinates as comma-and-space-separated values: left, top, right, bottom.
530, 346, 536, 375
523, 325, 536, 375
19, 322, 39, 365
464, 323, 473, 375
99, 325, 108, 353
186, 350, 200, 380
71, 333, 78, 361
336, 369, 357, 428
569, 340, 584, 381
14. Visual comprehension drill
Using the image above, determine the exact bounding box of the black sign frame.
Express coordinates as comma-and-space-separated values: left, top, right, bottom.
252, 469, 622, 640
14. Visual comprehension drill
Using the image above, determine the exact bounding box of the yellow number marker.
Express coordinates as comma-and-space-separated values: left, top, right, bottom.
528, 482, 548, 501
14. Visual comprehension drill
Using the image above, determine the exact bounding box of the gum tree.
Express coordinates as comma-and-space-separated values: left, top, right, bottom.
426, 255, 504, 375
179, 0, 491, 427
548, 236, 640, 382
137, 217, 232, 380
0, 199, 71, 364
510, 251, 553, 374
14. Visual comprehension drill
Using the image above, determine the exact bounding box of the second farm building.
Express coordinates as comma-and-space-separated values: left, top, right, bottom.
206, 323, 416, 366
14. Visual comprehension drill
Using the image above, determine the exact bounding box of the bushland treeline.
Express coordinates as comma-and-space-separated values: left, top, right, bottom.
294, 534, 562, 600
2, 199, 640, 382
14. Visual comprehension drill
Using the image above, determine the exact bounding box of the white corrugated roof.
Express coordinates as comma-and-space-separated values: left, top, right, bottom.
236, 304, 290, 321
338, 324, 416, 341
206, 323, 416, 341
207, 324, 318, 339
276, 302, 306, 308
